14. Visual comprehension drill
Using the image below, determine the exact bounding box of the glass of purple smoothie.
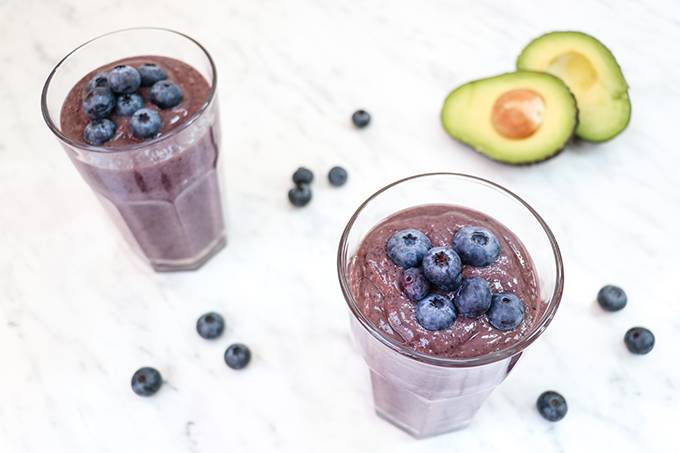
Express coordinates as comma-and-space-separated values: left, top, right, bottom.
337, 173, 563, 438
41, 28, 225, 271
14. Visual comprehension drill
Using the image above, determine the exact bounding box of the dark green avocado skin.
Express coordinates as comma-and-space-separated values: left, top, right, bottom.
440, 81, 579, 166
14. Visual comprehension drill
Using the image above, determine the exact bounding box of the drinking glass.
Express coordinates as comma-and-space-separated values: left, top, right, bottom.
42, 28, 225, 271
337, 173, 563, 437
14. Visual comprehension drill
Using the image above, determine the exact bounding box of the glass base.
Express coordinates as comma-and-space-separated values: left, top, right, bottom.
375, 408, 470, 439
370, 370, 485, 438
350, 316, 514, 438
150, 234, 226, 272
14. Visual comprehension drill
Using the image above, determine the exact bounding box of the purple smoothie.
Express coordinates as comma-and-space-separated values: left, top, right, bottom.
59, 56, 225, 270
349, 204, 544, 359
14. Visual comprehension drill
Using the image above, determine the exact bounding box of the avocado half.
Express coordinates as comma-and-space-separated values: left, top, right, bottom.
440, 71, 578, 165
517, 31, 631, 142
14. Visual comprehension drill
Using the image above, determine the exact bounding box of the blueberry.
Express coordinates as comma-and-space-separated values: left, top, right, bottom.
196, 312, 225, 340
115, 93, 145, 116
452, 226, 501, 267
597, 285, 627, 312
225, 343, 251, 370
422, 247, 462, 291
82, 87, 115, 119
536, 391, 568, 422
108, 65, 141, 94
292, 167, 314, 186
416, 294, 456, 331
129, 108, 162, 139
328, 166, 348, 187
131, 367, 162, 397
150, 80, 183, 109
137, 63, 167, 87
288, 185, 312, 207
400, 267, 430, 301
87, 72, 110, 92
83, 119, 116, 145
487, 292, 525, 331
624, 327, 654, 354
351, 109, 371, 128
386, 229, 432, 268
454, 277, 492, 318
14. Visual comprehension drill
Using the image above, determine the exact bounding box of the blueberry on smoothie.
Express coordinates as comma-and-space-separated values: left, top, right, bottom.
328, 166, 348, 187
487, 292, 525, 331
83, 119, 116, 145
292, 167, 314, 186
386, 229, 432, 268
115, 93, 144, 117
536, 391, 568, 422
454, 277, 492, 318
109, 65, 142, 94
288, 184, 312, 207
196, 312, 225, 340
82, 87, 115, 119
225, 343, 251, 370
130, 108, 162, 139
416, 294, 457, 331
138, 63, 168, 86
624, 327, 655, 354
400, 267, 430, 301
422, 247, 462, 291
150, 80, 183, 109
131, 367, 162, 397
452, 226, 500, 267
597, 285, 627, 311
351, 109, 371, 128
87, 72, 110, 92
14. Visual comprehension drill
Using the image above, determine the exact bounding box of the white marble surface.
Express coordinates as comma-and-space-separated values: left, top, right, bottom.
1, 0, 679, 451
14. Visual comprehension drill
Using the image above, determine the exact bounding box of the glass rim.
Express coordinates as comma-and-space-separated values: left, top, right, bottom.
336, 172, 564, 368
40, 27, 217, 154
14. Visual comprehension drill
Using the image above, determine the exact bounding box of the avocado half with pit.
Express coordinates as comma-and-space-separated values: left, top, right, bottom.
517, 31, 631, 142
440, 71, 578, 164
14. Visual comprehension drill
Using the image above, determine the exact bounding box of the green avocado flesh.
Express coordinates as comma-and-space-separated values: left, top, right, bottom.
440, 71, 578, 164
517, 31, 631, 142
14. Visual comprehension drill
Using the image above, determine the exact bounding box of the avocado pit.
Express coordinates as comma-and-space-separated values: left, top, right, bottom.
491, 89, 545, 139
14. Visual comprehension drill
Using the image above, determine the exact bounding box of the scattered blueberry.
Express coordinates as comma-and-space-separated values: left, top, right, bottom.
487, 292, 525, 331
196, 312, 225, 340
115, 93, 145, 116
351, 109, 371, 128
597, 285, 627, 312
422, 247, 462, 291
83, 119, 116, 145
454, 277, 492, 318
108, 65, 142, 94
82, 87, 115, 119
225, 343, 251, 370
416, 294, 457, 331
131, 367, 162, 397
328, 166, 348, 187
386, 229, 432, 268
288, 184, 312, 207
536, 391, 568, 422
138, 63, 167, 87
150, 80, 183, 109
624, 327, 655, 354
400, 267, 430, 301
452, 226, 501, 267
292, 167, 314, 186
87, 72, 110, 92
129, 108, 162, 139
